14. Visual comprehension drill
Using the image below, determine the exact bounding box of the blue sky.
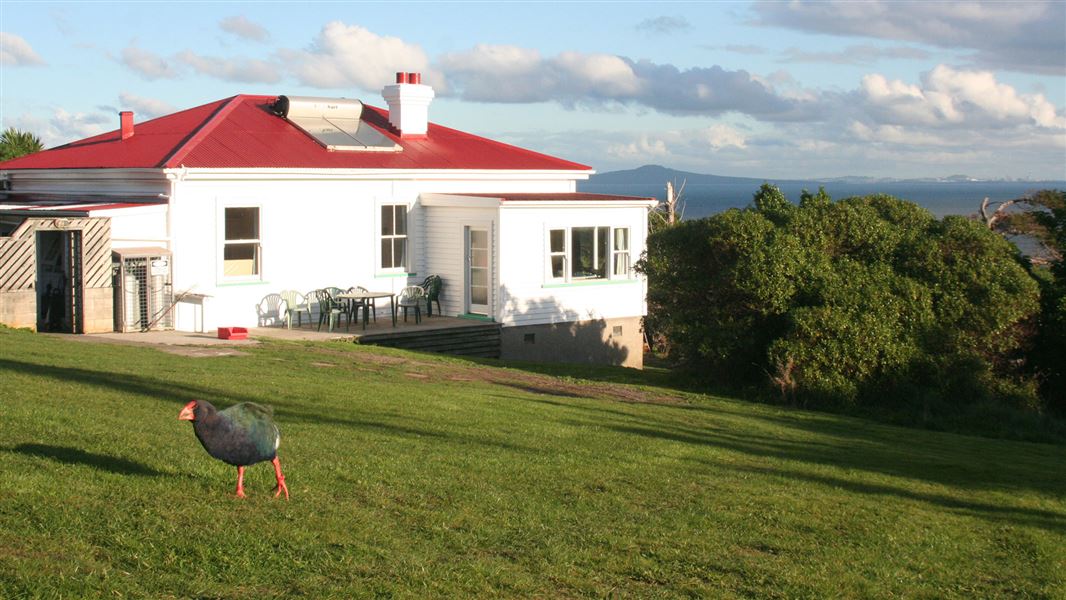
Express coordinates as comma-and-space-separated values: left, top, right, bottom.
2, 1, 1064, 179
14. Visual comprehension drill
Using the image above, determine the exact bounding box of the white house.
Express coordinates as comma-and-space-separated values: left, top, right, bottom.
0, 73, 655, 367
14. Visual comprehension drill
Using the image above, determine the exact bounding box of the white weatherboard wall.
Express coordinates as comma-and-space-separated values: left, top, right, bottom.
170, 178, 396, 330
497, 204, 649, 327
166, 173, 581, 331
98, 204, 168, 249
422, 205, 498, 317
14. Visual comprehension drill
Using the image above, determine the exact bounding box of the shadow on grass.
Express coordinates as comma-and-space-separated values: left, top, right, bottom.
6, 444, 164, 476
0, 358, 261, 406
604, 419, 1066, 532
491, 391, 1066, 531
0, 358, 539, 456
721, 462, 1066, 534
493, 381, 591, 399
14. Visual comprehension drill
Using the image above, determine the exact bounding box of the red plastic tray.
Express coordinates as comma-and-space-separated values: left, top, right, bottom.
217, 327, 248, 340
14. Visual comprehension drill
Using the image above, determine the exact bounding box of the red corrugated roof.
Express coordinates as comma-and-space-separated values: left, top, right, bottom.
0, 95, 592, 172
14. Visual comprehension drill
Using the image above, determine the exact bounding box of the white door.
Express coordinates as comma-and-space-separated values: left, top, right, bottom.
466, 227, 489, 315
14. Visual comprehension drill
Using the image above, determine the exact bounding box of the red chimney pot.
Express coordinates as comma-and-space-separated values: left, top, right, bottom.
396, 72, 408, 84
120, 111, 134, 140
408, 72, 421, 84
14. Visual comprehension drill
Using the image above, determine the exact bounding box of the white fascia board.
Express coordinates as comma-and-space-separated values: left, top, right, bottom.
164, 167, 595, 182
420, 193, 502, 208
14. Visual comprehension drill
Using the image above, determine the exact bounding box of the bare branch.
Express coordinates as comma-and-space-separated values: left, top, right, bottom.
981, 196, 1030, 231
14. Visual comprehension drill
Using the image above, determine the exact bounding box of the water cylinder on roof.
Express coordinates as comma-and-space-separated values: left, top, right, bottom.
273, 96, 364, 120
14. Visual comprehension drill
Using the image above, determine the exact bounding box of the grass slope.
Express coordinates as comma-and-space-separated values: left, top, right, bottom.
0, 327, 1063, 598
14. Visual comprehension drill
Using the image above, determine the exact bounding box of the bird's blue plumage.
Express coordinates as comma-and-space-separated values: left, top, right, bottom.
189, 401, 280, 467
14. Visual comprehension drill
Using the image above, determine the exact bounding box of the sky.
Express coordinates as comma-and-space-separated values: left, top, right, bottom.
1, 1, 1064, 180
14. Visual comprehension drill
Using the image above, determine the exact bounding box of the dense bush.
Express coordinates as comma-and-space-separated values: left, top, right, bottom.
1020, 190, 1066, 415
639, 186, 1049, 429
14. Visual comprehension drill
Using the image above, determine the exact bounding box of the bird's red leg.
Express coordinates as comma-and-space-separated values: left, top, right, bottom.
235, 466, 247, 499
272, 457, 289, 500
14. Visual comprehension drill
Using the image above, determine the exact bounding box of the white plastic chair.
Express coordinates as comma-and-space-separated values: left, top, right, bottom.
397, 286, 425, 324
256, 293, 284, 327
279, 290, 310, 329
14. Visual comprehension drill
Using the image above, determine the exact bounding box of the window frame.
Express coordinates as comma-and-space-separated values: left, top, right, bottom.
546, 225, 632, 284
379, 203, 409, 273
221, 205, 262, 282
612, 227, 631, 277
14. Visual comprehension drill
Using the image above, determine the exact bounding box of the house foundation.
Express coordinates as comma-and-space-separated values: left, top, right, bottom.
500, 316, 643, 368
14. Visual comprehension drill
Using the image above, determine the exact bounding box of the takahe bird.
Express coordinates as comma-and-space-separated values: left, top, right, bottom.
178, 400, 289, 499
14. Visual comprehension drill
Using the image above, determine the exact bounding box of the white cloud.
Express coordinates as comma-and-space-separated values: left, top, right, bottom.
177, 50, 280, 84
635, 16, 691, 35
279, 22, 432, 91
219, 16, 269, 42
607, 135, 670, 160
555, 52, 644, 97
603, 124, 747, 163
438, 45, 805, 119
439, 45, 647, 102
847, 121, 954, 147
10, 109, 111, 148
702, 124, 747, 150
117, 92, 176, 120
752, 0, 1065, 75
706, 44, 767, 56
1, 32, 45, 66
923, 65, 1063, 128
859, 65, 1065, 129
780, 44, 931, 65
120, 45, 179, 80
50, 109, 111, 139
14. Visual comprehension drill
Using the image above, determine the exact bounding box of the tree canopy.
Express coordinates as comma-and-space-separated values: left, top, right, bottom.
0, 128, 44, 162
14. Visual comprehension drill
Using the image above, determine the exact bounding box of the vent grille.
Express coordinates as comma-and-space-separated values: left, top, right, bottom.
113, 251, 173, 332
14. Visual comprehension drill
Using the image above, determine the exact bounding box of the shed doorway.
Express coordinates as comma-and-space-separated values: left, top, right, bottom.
36, 230, 83, 333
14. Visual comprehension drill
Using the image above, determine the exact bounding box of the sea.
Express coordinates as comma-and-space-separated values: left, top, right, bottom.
577, 180, 1066, 220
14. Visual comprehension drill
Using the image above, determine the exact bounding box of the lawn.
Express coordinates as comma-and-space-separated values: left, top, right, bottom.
0, 326, 1063, 598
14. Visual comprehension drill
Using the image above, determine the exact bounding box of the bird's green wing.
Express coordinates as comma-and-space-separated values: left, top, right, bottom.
220, 402, 280, 457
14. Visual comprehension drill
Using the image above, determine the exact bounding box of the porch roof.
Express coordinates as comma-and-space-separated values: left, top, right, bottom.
0, 197, 164, 217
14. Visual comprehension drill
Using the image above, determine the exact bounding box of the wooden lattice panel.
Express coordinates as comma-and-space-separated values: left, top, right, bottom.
0, 217, 112, 291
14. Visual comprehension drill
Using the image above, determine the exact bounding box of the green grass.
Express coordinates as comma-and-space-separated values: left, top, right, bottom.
0, 326, 1063, 599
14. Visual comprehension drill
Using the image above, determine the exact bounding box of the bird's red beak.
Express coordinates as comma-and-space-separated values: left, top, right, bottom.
178, 401, 197, 421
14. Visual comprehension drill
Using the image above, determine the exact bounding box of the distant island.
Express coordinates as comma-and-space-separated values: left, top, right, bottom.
587, 164, 1061, 186
579, 164, 1065, 220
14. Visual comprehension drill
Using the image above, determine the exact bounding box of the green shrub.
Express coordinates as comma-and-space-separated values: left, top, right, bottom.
638, 186, 1045, 424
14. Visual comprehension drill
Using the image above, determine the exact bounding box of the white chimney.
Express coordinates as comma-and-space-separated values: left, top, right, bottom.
382, 72, 434, 137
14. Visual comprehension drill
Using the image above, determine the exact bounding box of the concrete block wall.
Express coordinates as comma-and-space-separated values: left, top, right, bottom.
82, 287, 114, 333
0, 290, 37, 330
500, 315, 644, 369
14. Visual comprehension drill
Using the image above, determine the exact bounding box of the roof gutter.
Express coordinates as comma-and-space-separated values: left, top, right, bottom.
164, 167, 595, 182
